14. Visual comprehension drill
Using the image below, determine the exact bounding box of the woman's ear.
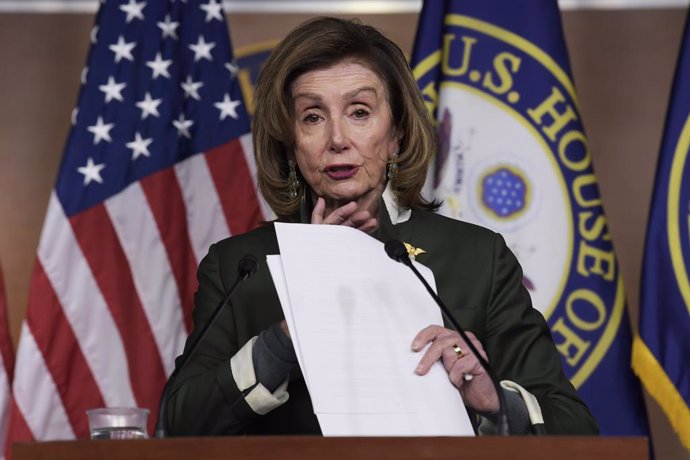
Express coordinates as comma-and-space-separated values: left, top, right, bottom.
285, 149, 296, 162
389, 133, 402, 159
285, 151, 298, 171
395, 128, 403, 143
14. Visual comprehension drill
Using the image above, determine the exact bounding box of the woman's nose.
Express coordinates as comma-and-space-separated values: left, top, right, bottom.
328, 119, 349, 153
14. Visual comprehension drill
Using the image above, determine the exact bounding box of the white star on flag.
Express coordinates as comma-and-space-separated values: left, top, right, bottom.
90, 25, 98, 44
119, 0, 146, 23
157, 14, 179, 40
135, 92, 162, 119
71, 107, 78, 126
81, 67, 89, 85
214, 94, 241, 120
99, 76, 127, 103
77, 157, 106, 185
146, 52, 173, 79
109, 35, 136, 63
200, 0, 224, 22
172, 113, 194, 139
181, 76, 204, 100
87, 116, 115, 144
225, 62, 239, 78
188, 35, 215, 62
126, 132, 153, 160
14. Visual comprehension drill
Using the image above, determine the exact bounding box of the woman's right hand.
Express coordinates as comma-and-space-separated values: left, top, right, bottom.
311, 197, 378, 232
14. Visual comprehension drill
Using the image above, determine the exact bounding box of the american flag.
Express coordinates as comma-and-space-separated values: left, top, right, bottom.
5, 0, 266, 449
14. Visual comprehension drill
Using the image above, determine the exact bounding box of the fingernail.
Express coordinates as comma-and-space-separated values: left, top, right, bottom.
411, 342, 420, 351
415, 365, 424, 374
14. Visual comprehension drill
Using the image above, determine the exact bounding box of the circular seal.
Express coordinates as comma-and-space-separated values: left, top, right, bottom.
413, 13, 625, 388
434, 82, 568, 321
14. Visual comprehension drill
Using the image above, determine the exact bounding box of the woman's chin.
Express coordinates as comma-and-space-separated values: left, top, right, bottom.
319, 181, 385, 203
318, 188, 359, 202
321, 189, 375, 206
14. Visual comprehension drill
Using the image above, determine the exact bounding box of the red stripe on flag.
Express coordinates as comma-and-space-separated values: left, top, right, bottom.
5, 399, 33, 460
0, 266, 14, 381
70, 205, 167, 429
205, 140, 263, 235
141, 169, 197, 332
26, 261, 105, 438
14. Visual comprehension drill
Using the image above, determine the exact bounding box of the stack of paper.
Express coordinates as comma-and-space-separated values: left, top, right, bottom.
267, 222, 474, 436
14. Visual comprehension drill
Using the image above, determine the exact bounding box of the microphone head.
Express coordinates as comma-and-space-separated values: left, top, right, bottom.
384, 240, 410, 265
238, 254, 258, 279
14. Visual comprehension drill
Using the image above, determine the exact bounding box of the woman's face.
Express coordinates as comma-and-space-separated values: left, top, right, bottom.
291, 60, 399, 209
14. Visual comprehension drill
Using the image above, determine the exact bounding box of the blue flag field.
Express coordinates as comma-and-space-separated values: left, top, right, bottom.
633, 12, 690, 452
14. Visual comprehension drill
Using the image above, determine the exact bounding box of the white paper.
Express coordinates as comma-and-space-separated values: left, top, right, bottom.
316, 412, 472, 437
266, 255, 312, 391
267, 223, 475, 437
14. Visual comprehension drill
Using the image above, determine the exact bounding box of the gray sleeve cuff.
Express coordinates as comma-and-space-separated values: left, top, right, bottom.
252, 322, 298, 393
230, 337, 290, 415
477, 388, 531, 435
477, 380, 546, 435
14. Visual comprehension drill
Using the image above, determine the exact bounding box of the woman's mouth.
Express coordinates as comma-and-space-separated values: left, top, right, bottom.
324, 164, 358, 180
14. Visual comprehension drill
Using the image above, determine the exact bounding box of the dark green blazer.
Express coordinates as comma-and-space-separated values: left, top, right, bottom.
165, 208, 598, 436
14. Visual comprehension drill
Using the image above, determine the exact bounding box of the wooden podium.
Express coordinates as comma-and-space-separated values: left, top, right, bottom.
14, 436, 648, 460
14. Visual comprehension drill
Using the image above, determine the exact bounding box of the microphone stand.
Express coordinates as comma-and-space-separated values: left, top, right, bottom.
385, 241, 509, 435
154, 255, 257, 438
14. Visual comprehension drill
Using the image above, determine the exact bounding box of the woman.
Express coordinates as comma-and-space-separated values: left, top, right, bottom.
165, 17, 598, 436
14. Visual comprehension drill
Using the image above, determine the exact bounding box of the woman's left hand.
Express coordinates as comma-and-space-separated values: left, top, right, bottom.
412, 325, 499, 413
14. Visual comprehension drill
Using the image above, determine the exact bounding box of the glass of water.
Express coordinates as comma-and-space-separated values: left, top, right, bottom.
86, 407, 149, 440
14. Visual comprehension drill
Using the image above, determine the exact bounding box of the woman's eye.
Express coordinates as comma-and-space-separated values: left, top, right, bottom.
303, 113, 320, 123
352, 108, 369, 119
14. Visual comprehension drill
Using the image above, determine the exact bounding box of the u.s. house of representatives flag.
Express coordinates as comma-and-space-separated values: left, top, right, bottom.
411, 0, 649, 435
633, 12, 690, 451
6, 0, 265, 449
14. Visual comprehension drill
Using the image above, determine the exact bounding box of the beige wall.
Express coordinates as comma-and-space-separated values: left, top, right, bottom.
0, 9, 686, 459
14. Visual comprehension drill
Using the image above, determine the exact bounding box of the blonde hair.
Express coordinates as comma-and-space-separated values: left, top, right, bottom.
253, 16, 438, 221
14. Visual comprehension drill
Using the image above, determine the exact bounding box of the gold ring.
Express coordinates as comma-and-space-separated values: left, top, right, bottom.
452, 344, 463, 358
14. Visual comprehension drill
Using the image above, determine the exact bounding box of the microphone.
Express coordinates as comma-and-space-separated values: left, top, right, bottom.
384, 240, 509, 435
154, 254, 258, 438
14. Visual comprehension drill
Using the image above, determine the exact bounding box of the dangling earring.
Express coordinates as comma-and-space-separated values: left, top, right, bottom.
387, 151, 399, 180
287, 159, 300, 200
